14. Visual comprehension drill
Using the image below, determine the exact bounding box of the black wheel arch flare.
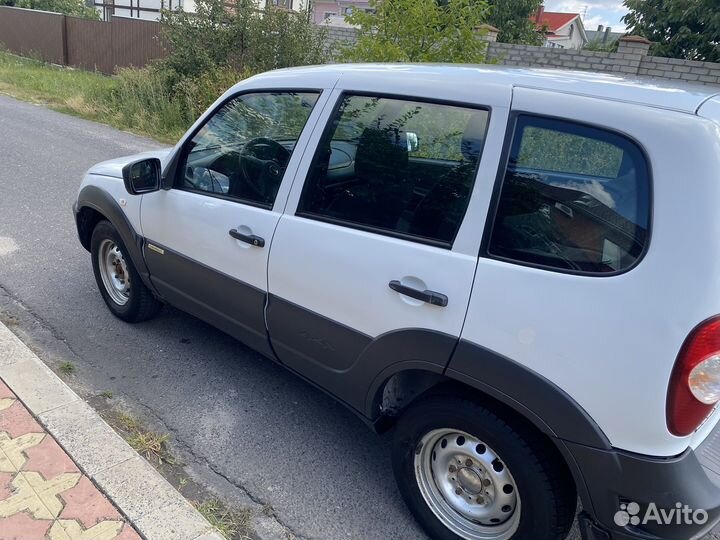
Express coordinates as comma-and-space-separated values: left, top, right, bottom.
367, 337, 613, 524
74, 184, 158, 296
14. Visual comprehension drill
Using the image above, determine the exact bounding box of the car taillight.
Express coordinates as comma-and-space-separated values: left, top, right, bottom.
668, 317, 720, 436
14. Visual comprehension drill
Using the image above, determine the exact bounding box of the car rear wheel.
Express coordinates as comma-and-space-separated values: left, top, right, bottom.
91, 220, 161, 322
392, 394, 576, 540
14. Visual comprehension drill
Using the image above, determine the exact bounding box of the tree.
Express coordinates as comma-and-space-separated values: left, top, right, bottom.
340, 0, 491, 63
161, 0, 327, 77
623, 0, 720, 62
487, 0, 543, 45
9, 0, 98, 17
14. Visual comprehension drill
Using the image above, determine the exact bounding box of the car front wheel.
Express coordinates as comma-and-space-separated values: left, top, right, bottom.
392, 394, 576, 540
90, 220, 161, 322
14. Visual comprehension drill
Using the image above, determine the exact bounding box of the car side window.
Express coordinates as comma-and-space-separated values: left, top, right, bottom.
177, 92, 320, 208
297, 94, 489, 246
487, 115, 650, 274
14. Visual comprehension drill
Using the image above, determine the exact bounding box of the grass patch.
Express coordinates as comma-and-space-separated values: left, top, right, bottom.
194, 498, 252, 540
100, 390, 113, 399
0, 51, 244, 143
58, 362, 75, 375
117, 411, 140, 431
94, 405, 258, 539
115, 410, 175, 465
128, 431, 176, 465
0, 53, 116, 118
178, 477, 188, 491
0, 314, 18, 326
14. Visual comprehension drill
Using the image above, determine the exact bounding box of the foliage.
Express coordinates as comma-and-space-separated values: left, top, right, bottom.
622, 0, 720, 62
331, 94, 480, 161
58, 362, 75, 375
160, 0, 327, 78
0, 51, 243, 142
107, 64, 245, 140
0, 0, 98, 18
194, 499, 252, 540
517, 126, 623, 178
486, 0, 543, 45
0, 51, 116, 114
115, 410, 176, 465
127, 431, 175, 465
340, 0, 491, 63
583, 39, 619, 53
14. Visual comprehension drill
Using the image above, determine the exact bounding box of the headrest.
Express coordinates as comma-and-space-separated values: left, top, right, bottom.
460, 113, 488, 161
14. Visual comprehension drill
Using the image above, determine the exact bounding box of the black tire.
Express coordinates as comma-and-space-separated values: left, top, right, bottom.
392, 394, 576, 540
90, 220, 161, 323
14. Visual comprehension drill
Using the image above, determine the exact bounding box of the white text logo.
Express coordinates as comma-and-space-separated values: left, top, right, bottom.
614, 502, 708, 527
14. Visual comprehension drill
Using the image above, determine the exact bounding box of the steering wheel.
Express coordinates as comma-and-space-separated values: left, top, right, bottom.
237, 137, 291, 202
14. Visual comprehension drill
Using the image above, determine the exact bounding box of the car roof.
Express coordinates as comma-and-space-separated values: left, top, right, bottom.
247, 63, 720, 114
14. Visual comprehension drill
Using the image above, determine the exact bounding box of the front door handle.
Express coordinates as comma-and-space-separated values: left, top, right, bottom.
389, 280, 448, 307
229, 228, 265, 247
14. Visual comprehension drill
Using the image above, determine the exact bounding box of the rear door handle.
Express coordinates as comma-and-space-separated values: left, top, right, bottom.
389, 280, 448, 307
229, 228, 265, 247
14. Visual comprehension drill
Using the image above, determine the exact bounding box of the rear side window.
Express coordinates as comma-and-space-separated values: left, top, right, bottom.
297, 94, 489, 246
487, 115, 650, 274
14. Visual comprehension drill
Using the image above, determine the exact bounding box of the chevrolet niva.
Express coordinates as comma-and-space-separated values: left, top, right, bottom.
73, 64, 720, 540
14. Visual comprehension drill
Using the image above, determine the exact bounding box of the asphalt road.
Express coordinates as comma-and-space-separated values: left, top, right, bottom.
0, 94, 715, 540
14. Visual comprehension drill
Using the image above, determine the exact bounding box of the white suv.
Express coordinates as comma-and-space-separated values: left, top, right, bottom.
73, 64, 720, 540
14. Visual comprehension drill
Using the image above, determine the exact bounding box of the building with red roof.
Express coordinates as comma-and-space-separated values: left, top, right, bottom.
532, 6, 588, 50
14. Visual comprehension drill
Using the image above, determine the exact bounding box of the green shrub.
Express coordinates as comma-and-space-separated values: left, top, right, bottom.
5, 0, 98, 18
104, 65, 246, 141
160, 0, 327, 78
341, 0, 490, 63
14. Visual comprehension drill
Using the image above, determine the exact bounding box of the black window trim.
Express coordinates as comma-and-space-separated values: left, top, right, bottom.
171, 87, 324, 211
480, 111, 654, 277
295, 90, 492, 250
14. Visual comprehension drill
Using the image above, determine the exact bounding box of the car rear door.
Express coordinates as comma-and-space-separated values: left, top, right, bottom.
140, 89, 329, 357
266, 85, 511, 415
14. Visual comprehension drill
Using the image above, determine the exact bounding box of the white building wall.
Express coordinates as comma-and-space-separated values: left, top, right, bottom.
544, 18, 587, 50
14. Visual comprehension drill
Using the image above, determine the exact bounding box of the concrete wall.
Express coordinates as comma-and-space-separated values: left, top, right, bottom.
488, 37, 720, 86
323, 24, 358, 58
322, 26, 720, 87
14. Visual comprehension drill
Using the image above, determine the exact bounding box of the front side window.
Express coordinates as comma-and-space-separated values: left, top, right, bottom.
488, 115, 650, 274
297, 94, 489, 246
178, 92, 320, 208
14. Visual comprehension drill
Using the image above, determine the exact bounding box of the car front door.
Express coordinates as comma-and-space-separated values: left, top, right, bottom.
140, 90, 324, 357
267, 90, 509, 414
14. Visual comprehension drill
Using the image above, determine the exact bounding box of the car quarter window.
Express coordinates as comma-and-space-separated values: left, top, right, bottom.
177, 92, 320, 208
296, 94, 490, 246
487, 115, 650, 274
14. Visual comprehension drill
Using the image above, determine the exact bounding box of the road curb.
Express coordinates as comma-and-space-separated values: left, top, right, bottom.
0, 321, 224, 540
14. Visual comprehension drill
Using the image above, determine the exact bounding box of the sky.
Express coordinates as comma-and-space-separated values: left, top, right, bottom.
544, 0, 630, 32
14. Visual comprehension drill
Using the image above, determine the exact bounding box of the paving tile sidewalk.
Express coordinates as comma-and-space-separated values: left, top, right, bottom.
0, 378, 139, 540
0, 322, 222, 540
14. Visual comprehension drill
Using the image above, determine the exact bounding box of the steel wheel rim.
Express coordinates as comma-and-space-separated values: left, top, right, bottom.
414, 429, 520, 540
98, 239, 130, 306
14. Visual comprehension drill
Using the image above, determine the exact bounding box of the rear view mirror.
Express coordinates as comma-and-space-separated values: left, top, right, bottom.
406, 132, 420, 152
122, 158, 161, 195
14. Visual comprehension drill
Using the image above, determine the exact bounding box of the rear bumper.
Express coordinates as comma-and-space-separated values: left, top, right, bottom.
572, 423, 720, 540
